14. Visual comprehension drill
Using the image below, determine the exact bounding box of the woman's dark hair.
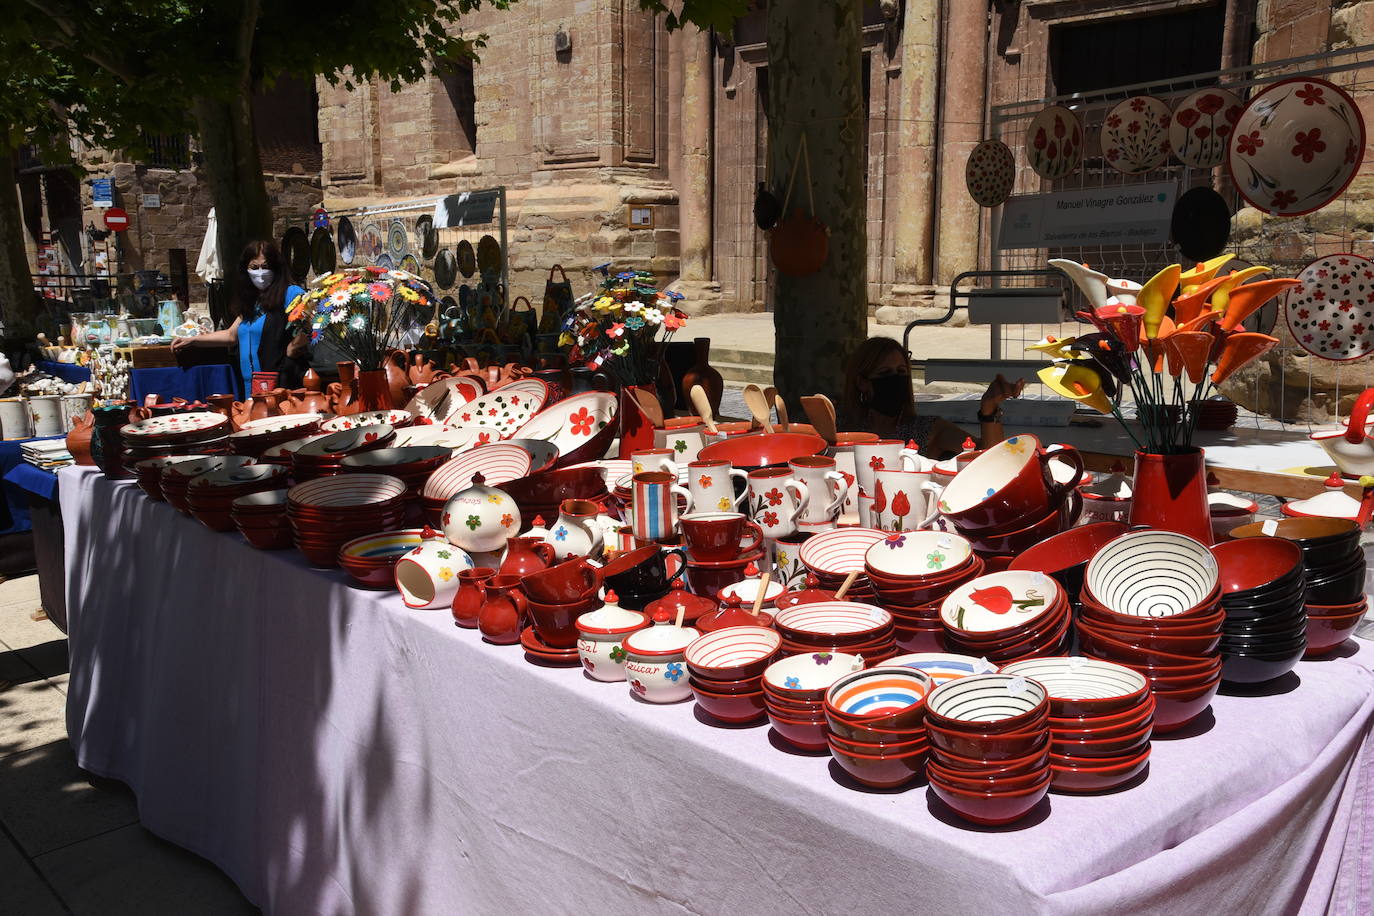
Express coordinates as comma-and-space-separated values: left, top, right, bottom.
842, 336, 915, 418
230, 240, 292, 319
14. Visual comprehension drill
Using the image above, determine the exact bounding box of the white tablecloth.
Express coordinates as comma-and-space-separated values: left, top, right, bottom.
60, 466, 1374, 914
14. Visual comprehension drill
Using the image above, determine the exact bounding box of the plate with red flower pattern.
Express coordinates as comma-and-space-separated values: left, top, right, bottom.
965, 139, 1015, 207
1024, 106, 1083, 181
1282, 253, 1374, 361
1101, 95, 1171, 174
1169, 87, 1243, 168
1227, 77, 1365, 217
422, 443, 534, 500
510, 391, 618, 455
447, 379, 549, 435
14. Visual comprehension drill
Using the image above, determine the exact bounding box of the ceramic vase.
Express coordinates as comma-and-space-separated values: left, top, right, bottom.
90, 403, 136, 479
541, 499, 605, 560
499, 537, 557, 577
66, 412, 95, 465
452, 567, 497, 628
335, 362, 358, 414
617, 385, 659, 459
680, 337, 724, 416
356, 368, 394, 412
1128, 448, 1213, 545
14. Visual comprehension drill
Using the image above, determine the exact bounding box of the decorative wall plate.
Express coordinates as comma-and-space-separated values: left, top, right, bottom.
1283, 253, 1374, 361
336, 216, 357, 266
457, 239, 477, 278
1228, 77, 1366, 217
434, 249, 457, 289
965, 139, 1016, 207
1101, 95, 1171, 174
477, 235, 502, 276
399, 254, 421, 275
359, 223, 384, 261
387, 219, 410, 259
1024, 105, 1083, 181
1169, 87, 1243, 168
310, 227, 336, 275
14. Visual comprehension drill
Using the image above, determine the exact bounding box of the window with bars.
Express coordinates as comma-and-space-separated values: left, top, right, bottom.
140, 132, 191, 169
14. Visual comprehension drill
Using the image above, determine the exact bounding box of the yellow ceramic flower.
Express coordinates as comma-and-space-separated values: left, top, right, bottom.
1039, 363, 1113, 414
717, 496, 732, 510
592, 296, 619, 313
1025, 335, 1082, 359
559, 332, 574, 347
1209, 266, 1270, 314
1178, 254, 1235, 294
1138, 264, 1182, 339
438, 567, 453, 582
487, 494, 502, 504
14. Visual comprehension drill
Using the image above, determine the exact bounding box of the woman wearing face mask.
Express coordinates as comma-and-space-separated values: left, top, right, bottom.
172, 240, 311, 389
841, 337, 1023, 458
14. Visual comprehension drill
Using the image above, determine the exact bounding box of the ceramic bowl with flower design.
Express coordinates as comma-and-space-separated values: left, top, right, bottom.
447, 379, 549, 437
510, 390, 618, 468
319, 409, 415, 433
761, 651, 867, 701
863, 529, 973, 579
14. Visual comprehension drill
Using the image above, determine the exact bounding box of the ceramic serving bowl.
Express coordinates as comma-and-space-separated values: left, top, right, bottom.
799, 527, 890, 579
1084, 530, 1218, 620
827, 740, 928, 789
1077, 617, 1222, 656
927, 772, 1051, 826
822, 665, 934, 728
319, 409, 414, 433
684, 626, 781, 680
690, 682, 767, 724
924, 673, 1049, 735
509, 390, 618, 468
1211, 537, 1304, 595
696, 432, 827, 471
575, 604, 650, 682
337, 529, 429, 589
1305, 603, 1368, 656
926, 758, 1046, 793
1007, 521, 1130, 591
772, 601, 893, 646
1050, 723, 1153, 760
762, 652, 866, 701
1049, 745, 1152, 792
937, 570, 1063, 642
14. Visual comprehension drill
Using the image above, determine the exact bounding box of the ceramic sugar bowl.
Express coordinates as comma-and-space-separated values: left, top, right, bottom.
576, 598, 651, 682
394, 528, 476, 609
442, 472, 521, 554
621, 610, 701, 703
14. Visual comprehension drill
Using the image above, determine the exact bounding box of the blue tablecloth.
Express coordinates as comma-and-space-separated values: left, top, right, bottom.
5, 463, 59, 502
36, 358, 237, 402
0, 435, 64, 533
35, 360, 91, 383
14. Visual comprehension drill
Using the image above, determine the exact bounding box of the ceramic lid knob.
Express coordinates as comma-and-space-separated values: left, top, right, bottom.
604, 589, 619, 606
804, 573, 819, 588
421, 525, 439, 539
650, 608, 671, 624
724, 593, 742, 609
533, 515, 546, 527
907, 440, 918, 451
744, 561, 759, 577
962, 437, 976, 451
471, 472, 485, 486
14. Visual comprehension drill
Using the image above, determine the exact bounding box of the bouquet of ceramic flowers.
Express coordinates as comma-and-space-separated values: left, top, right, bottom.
559, 266, 688, 387
287, 267, 438, 371
1037, 256, 1298, 454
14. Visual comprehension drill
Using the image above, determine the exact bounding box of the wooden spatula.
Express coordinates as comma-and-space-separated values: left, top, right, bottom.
774, 394, 790, 431
628, 385, 664, 428
689, 384, 718, 434
800, 395, 837, 444
743, 384, 774, 433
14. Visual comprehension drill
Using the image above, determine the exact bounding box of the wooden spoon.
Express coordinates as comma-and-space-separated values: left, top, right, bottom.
834, 570, 861, 600
689, 384, 718, 434
774, 394, 790, 431
800, 395, 838, 444
752, 571, 772, 618
628, 385, 664, 429
743, 384, 774, 433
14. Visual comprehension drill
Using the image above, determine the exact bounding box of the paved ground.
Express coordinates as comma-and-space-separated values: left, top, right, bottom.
0, 575, 258, 915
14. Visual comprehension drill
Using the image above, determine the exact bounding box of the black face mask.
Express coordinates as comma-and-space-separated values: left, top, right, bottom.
866, 374, 909, 417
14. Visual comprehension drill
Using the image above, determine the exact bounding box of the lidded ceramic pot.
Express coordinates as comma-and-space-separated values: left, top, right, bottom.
621, 609, 701, 703
576, 595, 650, 682
442, 472, 521, 554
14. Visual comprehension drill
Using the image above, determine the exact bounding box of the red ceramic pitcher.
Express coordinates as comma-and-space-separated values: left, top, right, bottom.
452, 567, 497, 629
478, 574, 528, 644
500, 537, 557, 577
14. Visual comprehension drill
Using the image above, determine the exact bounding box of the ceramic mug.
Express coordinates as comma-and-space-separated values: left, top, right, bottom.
789, 456, 850, 526
766, 536, 810, 592
631, 448, 679, 479
687, 459, 748, 513
632, 471, 693, 541
394, 537, 476, 609
522, 558, 603, 604
826, 444, 865, 526
654, 419, 708, 465
937, 435, 1085, 531
679, 511, 763, 562
601, 544, 686, 598
527, 594, 600, 649
869, 469, 943, 533
852, 439, 922, 498
746, 467, 809, 540
0, 398, 32, 440
27, 395, 62, 438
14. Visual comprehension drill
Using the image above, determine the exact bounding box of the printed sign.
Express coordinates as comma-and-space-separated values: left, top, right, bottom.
998, 182, 1178, 249
91, 178, 114, 208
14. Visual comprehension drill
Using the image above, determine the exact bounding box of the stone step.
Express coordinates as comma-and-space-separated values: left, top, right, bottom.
706, 346, 771, 367
714, 360, 773, 385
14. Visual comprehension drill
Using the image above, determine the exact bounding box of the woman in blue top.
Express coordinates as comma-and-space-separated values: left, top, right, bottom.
173, 240, 311, 389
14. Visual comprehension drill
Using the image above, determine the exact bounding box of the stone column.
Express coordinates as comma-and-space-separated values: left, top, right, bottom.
674, 28, 722, 311
933, 0, 989, 285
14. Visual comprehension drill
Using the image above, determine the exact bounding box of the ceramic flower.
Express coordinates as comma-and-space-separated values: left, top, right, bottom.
1038, 363, 1113, 414
1178, 253, 1235, 293
1025, 335, 1084, 359
1138, 263, 1182, 339
1094, 302, 1145, 351
1049, 258, 1111, 310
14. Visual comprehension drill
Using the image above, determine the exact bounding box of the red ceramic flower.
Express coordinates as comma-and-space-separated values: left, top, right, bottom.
890, 490, 911, 520
697, 475, 713, 488
761, 511, 779, 527
969, 586, 1014, 614
477, 432, 492, 445
1296, 83, 1326, 106
868, 456, 885, 471
871, 480, 887, 515
1196, 93, 1225, 115
1033, 127, 1047, 150
1236, 131, 1264, 156
569, 407, 595, 436
1291, 128, 1326, 163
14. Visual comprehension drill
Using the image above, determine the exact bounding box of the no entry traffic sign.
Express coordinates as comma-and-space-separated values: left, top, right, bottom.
103, 208, 129, 232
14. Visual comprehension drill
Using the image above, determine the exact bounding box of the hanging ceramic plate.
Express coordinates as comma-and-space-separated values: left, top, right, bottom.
433, 249, 458, 290
281, 227, 311, 281
422, 442, 534, 500
1169, 87, 1244, 168
457, 239, 477, 278
336, 216, 358, 266
1101, 95, 1171, 174
1228, 77, 1366, 217
399, 254, 421, 276
1170, 186, 1231, 262
417, 215, 439, 260
509, 391, 617, 458
1024, 105, 1083, 180
374, 254, 395, 271
359, 223, 385, 261
1282, 253, 1374, 361
447, 379, 549, 436
310, 227, 336, 275
965, 139, 1015, 207
476, 234, 502, 276
387, 219, 410, 259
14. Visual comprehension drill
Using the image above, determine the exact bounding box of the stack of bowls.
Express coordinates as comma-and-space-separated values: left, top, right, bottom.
1000, 658, 1154, 793
1230, 518, 1364, 607
937, 570, 1070, 664
1306, 597, 1369, 657
133, 455, 203, 501
231, 490, 293, 550
772, 601, 897, 664
287, 474, 409, 567
227, 413, 328, 458
159, 456, 254, 512
823, 666, 934, 789
1193, 397, 1239, 431
761, 652, 866, 751
337, 528, 429, 589
185, 464, 290, 531
924, 674, 1052, 826
1210, 538, 1309, 684
340, 445, 450, 498
120, 411, 232, 468
291, 425, 397, 481
683, 626, 781, 724
1078, 530, 1222, 734
419, 443, 535, 526
501, 466, 608, 531
863, 531, 984, 653
796, 527, 887, 602
1007, 521, 1129, 609
257, 432, 330, 467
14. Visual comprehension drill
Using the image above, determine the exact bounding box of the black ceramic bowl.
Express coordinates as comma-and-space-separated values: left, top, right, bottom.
1220, 643, 1307, 684
1303, 543, 1364, 577
1223, 562, 1306, 604
1222, 610, 1309, 640
1305, 563, 1367, 607
1221, 582, 1307, 620
1221, 628, 1308, 654
1230, 517, 1359, 550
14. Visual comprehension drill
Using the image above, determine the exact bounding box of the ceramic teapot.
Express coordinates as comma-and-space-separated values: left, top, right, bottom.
442, 472, 521, 554
1311, 388, 1374, 478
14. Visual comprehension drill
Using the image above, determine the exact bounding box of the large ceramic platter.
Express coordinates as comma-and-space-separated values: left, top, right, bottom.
121, 411, 229, 440
390, 424, 486, 452
1228, 77, 1366, 217
447, 379, 549, 436
1169, 87, 1244, 168
1282, 253, 1374, 361
1101, 95, 1171, 174
422, 443, 533, 500
797, 527, 888, 578
1024, 106, 1083, 181
387, 219, 410, 259
965, 139, 1015, 207
457, 239, 477, 278
863, 530, 973, 579
476, 234, 502, 276
405, 376, 485, 424
509, 391, 617, 456
229, 413, 327, 440
295, 425, 395, 458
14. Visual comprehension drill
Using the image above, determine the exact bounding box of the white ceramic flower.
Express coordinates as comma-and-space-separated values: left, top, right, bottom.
642, 308, 663, 325
328, 290, 351, 308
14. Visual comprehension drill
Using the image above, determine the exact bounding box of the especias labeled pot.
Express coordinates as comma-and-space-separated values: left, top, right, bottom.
442, 472, 522, 554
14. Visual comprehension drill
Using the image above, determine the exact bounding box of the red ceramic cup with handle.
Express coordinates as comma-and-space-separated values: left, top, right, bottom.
680, 511, 763, 562
526, 594, 601, 649
521, 558, 603, 604
937, 435, 1085, 531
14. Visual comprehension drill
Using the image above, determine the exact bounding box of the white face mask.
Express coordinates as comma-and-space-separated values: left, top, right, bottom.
247, 268, 274, 291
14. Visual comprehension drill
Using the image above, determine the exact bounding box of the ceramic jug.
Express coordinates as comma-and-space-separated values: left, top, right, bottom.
499, 537, 557, 577
478, 574, 528, 645
789, 455, 850, 531
452, 566, 497, 628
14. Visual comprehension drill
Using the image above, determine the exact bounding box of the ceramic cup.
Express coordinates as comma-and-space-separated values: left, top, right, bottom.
601, 544, 686, 598
938, 435, 1085, 531
631, 448, 679, 479
789, 455, 851, 527
687, 459, 749, 513
870, 469, 943, 532
631, 470, 693, 541
576, 605, 650, 681
527, 594, 600, 649
853, 439, 922, 498
654, 419, 707, 465
523, 558, 603, 604
680, 511, 764, 562
394, 537, 476, 609
0, 398, 32, 440
746, 467, 809, 540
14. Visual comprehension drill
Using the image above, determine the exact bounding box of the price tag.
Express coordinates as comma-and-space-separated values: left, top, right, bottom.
1068, 656, 1087, 671
937, 534, 955, 550
974, 657, 998, 674
1262, 519, 1279, 537
1006, 675, 1029, 696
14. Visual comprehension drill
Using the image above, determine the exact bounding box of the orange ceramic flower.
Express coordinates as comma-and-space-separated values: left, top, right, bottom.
1211, 332, 1279, 383
1216, 278, 1302, 331
1139, 264, 1182, 339
1163, 331, 1213, 383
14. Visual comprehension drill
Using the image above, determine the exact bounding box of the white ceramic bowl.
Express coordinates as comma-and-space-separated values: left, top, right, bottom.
288, 473, 407, 509
999, 657, 1147, 704
576, 605, 649, 682
797, 526, 888, 578
1084, 530, 1218, 619
684, 626, 781, 677
762, 652, 866, 694
320, 409, 415, 432
925, 673, 1048, 725
864, 529, 973, 579
825, 665, 934, 718
773, 601, 893, 641
888, 652, 997, 685
939, 571, 1062, 634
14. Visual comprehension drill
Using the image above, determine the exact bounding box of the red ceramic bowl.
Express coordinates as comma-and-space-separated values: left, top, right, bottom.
1050, 721, 1152, 758
893, 628, 947, 653
928, 771, 1052, 825
1304, 613, 1362, 656
691, 684, 767, 724
684, 626, 780, 681
924, 674, 1050, 735
925, 720, 1048, 761
930, 742, 1050, 776
1150, 677, 1221, 734
238, 524, 293, 550
1049, 698, 1156, 736
944, 602, 1069, 653
1138, 657, 1225, 690
960, 498, 1078, 555
1049, 745, 1151, 792
766, 710, 830, 751
1076, 625, 1221, 669
1076, 619, 1221, 657
1078, 602, 1226, 635
1009, 521, 1131, 576
1305, 597, 1368, 615
697, 432, 826, 470
827, 729, 927, 754
826, 741, 927, 789
501, 466, 607, 510
1210, 537, 1304, 594
926, 759, 1049, 792
1079, 584, 1223, 625
779, 633, 896, 656
936, 436, 1084, 532
689, 673, 763, 696
825, 716, 927, 744
762, 694, 825, 719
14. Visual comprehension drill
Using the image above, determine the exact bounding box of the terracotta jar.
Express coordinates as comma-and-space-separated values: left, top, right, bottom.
478, 574, 528, 645
384, 350, 410, 406
500, 536, 557, 577
297, 386, 330, 415
356, 368, 394, 412
66, 411, 96, 466
452, 566, 497, 629
680, 337, 724, 417
303, 368, 323, 392
206, 393, 236, 422
335, 362, 358, 415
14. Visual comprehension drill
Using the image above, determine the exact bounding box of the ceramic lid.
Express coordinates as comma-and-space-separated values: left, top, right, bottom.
577, 605, 648, 635
1081, 470, 1133, 500
1283, 473, 1363, 520
644, 587, 717, 622
622, 619, 700, 657
1208, 491, 1258, 515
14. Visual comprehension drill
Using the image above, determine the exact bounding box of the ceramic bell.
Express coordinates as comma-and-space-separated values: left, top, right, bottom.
442, 472, 521, 554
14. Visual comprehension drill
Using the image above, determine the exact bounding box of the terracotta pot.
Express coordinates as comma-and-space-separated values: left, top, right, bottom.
303, 368, 323, 392
66, 411, 96, 466
356, 368, 395, 412
206, 394, 236, 423
500, 536, 557, 577
384, 350, 410, 407
452, 567, 497, 629
680, 337, 724, 417
297, 386, 330, 414
478, 575, 528, 645
1128, 448, 1212, 545
336, 362, 358, 414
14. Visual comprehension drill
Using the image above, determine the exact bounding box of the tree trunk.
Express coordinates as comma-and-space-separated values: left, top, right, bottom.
766, 0, 868, 409
0, 146, 38, 332
193, 90, 272, 310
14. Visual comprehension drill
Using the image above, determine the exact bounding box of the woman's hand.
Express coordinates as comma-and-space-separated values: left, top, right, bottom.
981, 374, 1024, 413
170, 336, 194, 351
